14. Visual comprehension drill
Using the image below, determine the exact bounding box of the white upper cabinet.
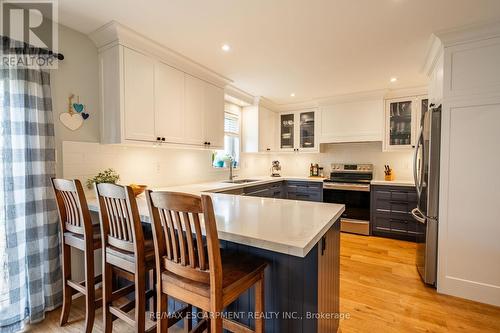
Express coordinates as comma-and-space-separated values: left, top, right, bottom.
241, 105, 277, 153
383, 95, 428, 151
203, 83, 225, 149
279, 110, 319, 152
184, 74, 206, 145
259, 107, 277, 152
123, 48, 156, 141
97, 44, 226, 147
320, 99, 383, 143
155, 61, 185, 143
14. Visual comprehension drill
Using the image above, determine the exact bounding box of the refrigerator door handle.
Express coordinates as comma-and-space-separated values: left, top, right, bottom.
411, 207, 426, 224
413, 126, 424, 200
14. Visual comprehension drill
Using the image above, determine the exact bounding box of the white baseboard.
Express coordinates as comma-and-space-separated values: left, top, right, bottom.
438, 275, 500, 307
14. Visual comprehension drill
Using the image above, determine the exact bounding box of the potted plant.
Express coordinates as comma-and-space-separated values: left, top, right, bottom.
86, 168, 120, 189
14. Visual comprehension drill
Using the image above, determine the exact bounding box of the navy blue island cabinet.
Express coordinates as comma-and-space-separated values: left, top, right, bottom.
199, 219, 341, 333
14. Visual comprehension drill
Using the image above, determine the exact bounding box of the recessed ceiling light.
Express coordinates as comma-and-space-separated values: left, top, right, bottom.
390, 77, 398, 83
290, 93, 296, 97
221, 44, 231, 52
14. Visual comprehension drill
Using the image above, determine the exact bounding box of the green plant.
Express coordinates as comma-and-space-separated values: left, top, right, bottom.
86, 168, 120, 189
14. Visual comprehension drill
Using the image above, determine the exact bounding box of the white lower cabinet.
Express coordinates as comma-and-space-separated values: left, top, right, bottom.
98, 45, 225, 148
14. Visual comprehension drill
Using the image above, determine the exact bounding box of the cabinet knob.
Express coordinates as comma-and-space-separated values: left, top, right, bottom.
156, 137, 161, 141
161, 137, 165, 142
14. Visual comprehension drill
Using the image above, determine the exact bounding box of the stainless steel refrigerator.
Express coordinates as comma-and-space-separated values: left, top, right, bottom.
411, 104, 441, 286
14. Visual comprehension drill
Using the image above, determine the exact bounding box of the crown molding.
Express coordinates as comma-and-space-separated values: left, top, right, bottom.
255, 87, 429, 112
315, 89, 387, 106
422, 20, 500, 77
384, 86, 428, 99
224, 85, 254, 106
433, 19, 500, 48
89, 21, 232, 88
422, 34, 444, 77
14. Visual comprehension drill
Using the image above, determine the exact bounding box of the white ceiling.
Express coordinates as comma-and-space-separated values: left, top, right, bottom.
58, 0, 500, 104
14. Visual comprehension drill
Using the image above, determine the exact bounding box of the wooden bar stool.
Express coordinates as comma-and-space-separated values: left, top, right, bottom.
51, 178, 102, 333
146, 190, 268, 333
94, 183, 157, 333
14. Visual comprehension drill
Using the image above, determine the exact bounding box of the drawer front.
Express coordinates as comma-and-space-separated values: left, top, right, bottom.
244, 184, 271, 195
286, 181, 322, 190
373, 186, 417, 203
373, 213, 423, 235
371, 185, 419, 241
286, 181, 322, 202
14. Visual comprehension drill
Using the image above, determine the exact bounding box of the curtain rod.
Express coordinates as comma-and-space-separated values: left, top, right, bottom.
1, 36, 64, 60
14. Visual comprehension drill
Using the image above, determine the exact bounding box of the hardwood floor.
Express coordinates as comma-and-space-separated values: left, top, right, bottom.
338, 233, 500, 333
28, 233, 500, 332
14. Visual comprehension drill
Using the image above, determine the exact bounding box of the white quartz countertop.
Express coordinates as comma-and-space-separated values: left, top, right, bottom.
158, 176, 325, 195
370, 179, 415, 187
87, 176, 343, 258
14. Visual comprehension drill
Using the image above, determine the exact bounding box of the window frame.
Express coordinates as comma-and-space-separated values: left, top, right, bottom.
212, 102, 242, 169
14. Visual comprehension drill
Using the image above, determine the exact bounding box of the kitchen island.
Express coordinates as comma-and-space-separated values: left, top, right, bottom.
87, 178, 344, 332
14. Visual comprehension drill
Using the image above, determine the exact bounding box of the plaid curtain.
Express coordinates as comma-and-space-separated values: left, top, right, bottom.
0, 38, 62, 332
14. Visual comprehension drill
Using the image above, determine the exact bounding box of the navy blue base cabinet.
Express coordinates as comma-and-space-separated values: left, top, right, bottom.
167, 219, 341, 333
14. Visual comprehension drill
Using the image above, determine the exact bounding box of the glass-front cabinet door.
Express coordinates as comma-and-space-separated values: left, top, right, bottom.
279, 110, 318, 151
384, 96, 427, 151
299, 111, 316, 150
280, 113, 295, 150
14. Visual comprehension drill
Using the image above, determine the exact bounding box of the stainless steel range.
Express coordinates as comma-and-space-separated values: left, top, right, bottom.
323, 163, 373, 235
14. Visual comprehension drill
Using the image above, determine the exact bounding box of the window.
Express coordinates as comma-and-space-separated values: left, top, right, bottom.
213, 103, 241, 168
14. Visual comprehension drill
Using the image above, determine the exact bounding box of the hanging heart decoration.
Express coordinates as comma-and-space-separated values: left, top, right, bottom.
81, 112, 90, 120
60, 112, 83, 130
72, 103, 84, 113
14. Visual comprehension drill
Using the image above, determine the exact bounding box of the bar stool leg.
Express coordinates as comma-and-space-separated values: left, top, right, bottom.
157, 291, 168, 333
60, 242, 72, 326
84, 246, 96, 333
148, 269, 155, 320
103, 261, 113, 333
135, 266, 146, 332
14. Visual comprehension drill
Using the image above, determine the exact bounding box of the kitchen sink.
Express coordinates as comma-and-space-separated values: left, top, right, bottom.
222, 179, 259, 184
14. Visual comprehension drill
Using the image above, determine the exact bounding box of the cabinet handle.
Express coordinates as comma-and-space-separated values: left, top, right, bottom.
321, 236, 327, 255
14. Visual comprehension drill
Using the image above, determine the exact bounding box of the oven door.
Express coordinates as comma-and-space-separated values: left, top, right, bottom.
323, 186, 371, 235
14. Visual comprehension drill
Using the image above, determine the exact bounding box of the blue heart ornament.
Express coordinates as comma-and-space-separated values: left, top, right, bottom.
73, 103, 84, 113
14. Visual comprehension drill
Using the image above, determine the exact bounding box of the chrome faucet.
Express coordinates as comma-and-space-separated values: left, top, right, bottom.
228, 157, 237, 181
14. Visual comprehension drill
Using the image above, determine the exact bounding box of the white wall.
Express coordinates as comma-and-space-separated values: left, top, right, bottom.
63, 141, 231, 194
52, 24, 100, 177
241, 142, 414, 181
